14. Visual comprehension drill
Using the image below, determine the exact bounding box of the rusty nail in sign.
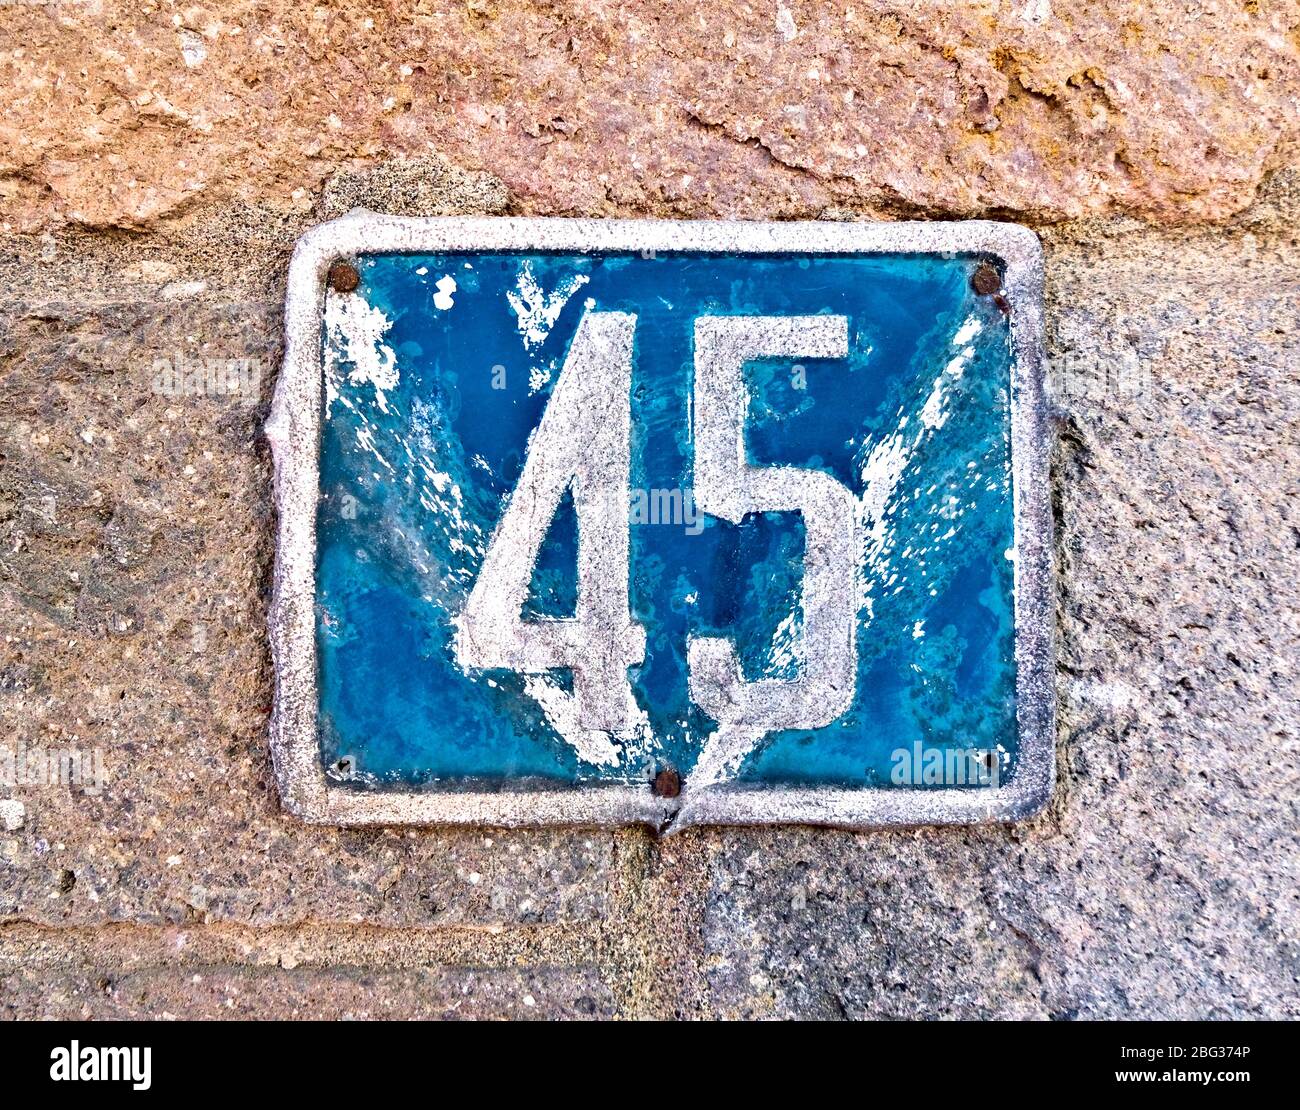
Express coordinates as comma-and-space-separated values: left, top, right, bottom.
651, 767, 682, 799
328, 261, 360, 293
971, 263, 1002, 296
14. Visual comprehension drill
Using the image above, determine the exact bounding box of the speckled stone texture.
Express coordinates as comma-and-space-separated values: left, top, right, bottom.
703, 192, 1300, 1020
1, 2, 1297, 230
1, 5, 1298, 1019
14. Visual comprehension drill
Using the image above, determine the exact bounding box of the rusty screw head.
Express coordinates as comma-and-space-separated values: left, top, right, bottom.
651, 767, 682, 798
328, 261, 360, 293
971, 263, 1002, 296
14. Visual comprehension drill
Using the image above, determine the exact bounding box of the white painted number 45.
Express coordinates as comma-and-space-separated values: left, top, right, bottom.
454, 312, 858, 775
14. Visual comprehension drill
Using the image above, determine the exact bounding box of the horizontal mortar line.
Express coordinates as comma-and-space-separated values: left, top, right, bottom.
4, 294, 281, 310
0, 918, 602, 974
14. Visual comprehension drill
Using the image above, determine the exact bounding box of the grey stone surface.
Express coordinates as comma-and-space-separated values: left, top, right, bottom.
700, 183, 1300, 1020
0, 202, 611, 931
321, 154, 509, 221
1, 963, 613, 1019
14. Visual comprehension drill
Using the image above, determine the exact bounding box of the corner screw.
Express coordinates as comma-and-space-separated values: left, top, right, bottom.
651, 767, 681, 798
328, 261, 360, 293
971, 263, 1001, 296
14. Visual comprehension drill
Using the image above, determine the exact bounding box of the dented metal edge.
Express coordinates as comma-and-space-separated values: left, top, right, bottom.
267, 214, 1055, 831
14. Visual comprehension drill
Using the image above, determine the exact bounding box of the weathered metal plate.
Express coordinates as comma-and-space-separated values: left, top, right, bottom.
267, 216, 1053, 831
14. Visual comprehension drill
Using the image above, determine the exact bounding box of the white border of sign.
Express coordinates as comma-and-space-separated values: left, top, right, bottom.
267, 214, 1054, 832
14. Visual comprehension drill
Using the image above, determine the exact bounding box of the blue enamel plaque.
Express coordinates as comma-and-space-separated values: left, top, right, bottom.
267, 217, 1053, 830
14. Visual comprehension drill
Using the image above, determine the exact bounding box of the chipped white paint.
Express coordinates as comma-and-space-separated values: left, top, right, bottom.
686, 719, 769, 792
522, 676, 621, 766
506, 262, 590, 350
407, 397, 486, 570
954, 317, 984, 346
768, 609, 804, 675
528, 360, 555, 395
920, 342, 976, 430
324, 290, 399, 413
523, 674, 658, 769
852, 314, 986, 627
432, 274, 457, 310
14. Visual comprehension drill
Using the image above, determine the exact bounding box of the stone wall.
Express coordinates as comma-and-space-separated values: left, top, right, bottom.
1, 3, 1297, 1018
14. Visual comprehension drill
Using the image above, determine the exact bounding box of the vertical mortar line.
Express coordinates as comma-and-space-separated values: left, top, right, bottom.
599, 826, 718, 1019
1041, 245, 1079, 836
